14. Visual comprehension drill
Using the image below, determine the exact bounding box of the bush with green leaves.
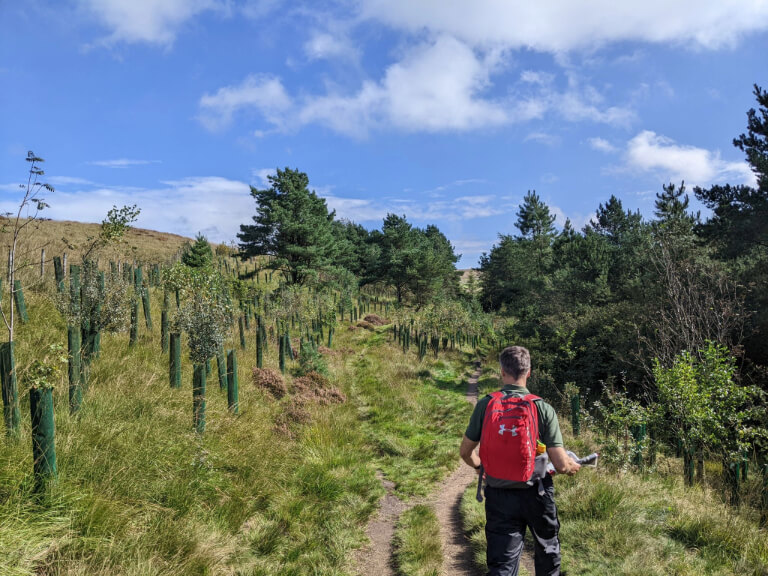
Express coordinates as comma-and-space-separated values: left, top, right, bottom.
653, 341, 763, 465
165, 263, 234, 364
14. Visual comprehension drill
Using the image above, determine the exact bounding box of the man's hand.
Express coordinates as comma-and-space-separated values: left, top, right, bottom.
460, 435, 481, 471
547, 446, 581, 476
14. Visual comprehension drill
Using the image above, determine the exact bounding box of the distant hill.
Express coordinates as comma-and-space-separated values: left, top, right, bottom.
0, 218, 193, 269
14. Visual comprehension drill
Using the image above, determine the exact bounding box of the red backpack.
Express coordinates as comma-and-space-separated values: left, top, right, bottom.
479, 391, 541, 482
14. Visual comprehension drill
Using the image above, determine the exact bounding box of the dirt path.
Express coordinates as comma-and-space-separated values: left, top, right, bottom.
354, 364, 535, 576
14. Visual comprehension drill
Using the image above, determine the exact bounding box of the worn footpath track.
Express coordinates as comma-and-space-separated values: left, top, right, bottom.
354, 364, 535, 575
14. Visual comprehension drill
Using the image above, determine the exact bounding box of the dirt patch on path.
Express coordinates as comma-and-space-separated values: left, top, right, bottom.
354, 474, 408, 576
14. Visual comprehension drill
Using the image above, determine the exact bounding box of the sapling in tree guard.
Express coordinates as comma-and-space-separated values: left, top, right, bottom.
1, 152, 54, 437
168, 263, 233, 433
28, 345, 67, 491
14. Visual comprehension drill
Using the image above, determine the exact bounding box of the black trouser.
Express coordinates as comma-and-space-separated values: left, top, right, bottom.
484, 476, 561, 576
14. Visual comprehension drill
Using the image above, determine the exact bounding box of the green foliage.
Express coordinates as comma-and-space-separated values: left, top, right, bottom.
296, 343, 328, 377
25, 344, 68, 389
165, 263, 234, 364
181, 233, 213, 269
238, 167, 338, 285
653, 342, 761, 462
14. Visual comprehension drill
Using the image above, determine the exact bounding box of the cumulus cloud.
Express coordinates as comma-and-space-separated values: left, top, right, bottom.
198, 75, 293, 131
625, 130, 756, 187
199, 37, 633, 136
79, 0, 224, 47
357, 0, 768, 52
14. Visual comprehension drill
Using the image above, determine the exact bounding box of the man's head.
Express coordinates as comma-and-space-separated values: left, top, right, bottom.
499, 346, 531, 382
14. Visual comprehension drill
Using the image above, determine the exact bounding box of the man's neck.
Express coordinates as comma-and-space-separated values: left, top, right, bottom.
501, 378, 527, 388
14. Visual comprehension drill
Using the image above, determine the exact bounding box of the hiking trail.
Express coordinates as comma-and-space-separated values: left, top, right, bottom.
355, 363, 535, 575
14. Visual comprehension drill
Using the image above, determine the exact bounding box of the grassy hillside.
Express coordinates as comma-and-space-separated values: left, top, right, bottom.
0, 218, 192, 277
0, 264, 474, 575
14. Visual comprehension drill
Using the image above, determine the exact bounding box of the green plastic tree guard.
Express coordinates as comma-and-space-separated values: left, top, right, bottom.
13, 280, 28, 324
129, 298, 138, 347
729, 461, 741, 505
684, 447, 695, 486
53, 256, 64, 291
227, 349, 239, 414
141, 286, 152, 330
761, 464, 768, 528
68, 325, 82, 414
175, 289, 180, 308
161, 309, 169, 353
742, 451, 749, 481
205, 358, 211, 377
239, 316, 246, 349
193, 364, 206, 434
327, 326, 334, 348
216, 350, 227, 391
571, 394, 581, 436
169, 333, 181, 388
30, 386, 57, 489
279, 334, 286, 374
256, 321, 263, 369
1, 341, 20, 437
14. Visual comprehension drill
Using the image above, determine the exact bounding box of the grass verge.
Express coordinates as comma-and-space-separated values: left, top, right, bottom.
393, 504, 442, 576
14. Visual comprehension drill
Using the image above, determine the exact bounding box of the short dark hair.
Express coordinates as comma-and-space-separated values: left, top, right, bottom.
499, 346, 531, 380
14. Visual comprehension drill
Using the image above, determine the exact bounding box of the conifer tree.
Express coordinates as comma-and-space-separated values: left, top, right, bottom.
182, 234, 214, 269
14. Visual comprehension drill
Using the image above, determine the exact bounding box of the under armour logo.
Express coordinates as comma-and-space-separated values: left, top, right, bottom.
498, 424, 518, 436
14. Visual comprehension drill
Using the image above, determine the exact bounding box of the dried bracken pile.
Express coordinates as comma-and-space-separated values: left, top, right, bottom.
356, 320, 375, 331
363, 314, 388, 326
252, 367, 287, 399
291, 371, 347, 405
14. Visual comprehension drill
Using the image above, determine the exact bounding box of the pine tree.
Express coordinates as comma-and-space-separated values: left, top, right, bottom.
182, 234, 214, 269
238, 168, 337, 285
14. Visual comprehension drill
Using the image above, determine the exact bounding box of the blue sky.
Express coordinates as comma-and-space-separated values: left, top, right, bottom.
1, 1, 766, 267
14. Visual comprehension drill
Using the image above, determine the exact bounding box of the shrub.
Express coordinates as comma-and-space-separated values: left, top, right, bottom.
297, 343, 328, 377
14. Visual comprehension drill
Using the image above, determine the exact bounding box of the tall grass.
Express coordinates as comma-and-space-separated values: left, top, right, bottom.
1, 282, 474, 574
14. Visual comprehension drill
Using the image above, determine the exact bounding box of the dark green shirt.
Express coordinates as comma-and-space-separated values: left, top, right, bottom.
464, 385, 563, 448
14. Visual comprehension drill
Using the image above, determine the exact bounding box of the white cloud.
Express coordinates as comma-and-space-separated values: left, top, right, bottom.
0, 176, 254, 243
198, 75, 293, 131
200, 37, 632, 136
525, 132, 560, 147
79, 0, 224, 47
625, 130, 756, 187
358, 0, 768, 52
88, 159, 161, 168
251, 168, 276, 188
588, 137, 618, 153
304, 31, 357, 61
549, 205, 596, 232
318, 191, 512, 223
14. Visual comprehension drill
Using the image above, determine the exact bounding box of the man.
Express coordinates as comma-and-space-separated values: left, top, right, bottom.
460, 346, 580, 576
